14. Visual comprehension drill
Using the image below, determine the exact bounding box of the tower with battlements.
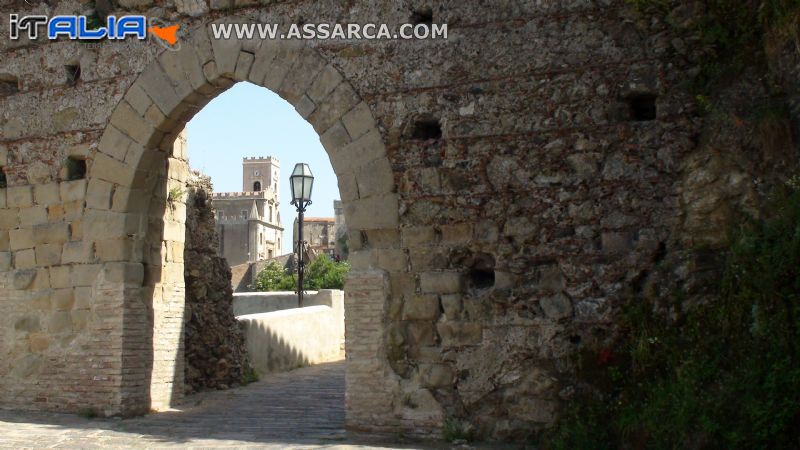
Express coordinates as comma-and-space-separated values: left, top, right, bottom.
212, 157, 284, 267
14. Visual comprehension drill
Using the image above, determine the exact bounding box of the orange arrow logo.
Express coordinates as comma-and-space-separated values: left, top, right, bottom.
149, 24, 180, 45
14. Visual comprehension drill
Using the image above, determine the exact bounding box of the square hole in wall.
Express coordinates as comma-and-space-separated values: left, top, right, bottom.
411, 7, 433, 25
0, 74, 19, 96
65, 157, 87, 180
626, 93, 657, 121
65, 64, 81, 86
0, 167, 6, 188
410, 117, 442, 140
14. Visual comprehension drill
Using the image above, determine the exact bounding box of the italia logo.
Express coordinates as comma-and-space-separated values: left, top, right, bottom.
9, 14, 180, 47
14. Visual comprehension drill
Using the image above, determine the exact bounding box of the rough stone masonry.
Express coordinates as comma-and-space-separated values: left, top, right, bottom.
0, 0, 797, 442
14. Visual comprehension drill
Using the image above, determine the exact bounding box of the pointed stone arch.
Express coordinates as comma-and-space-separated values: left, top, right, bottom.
90, 20, 400, 421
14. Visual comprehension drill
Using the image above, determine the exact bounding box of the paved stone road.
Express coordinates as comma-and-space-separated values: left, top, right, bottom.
0, 361, 436, 449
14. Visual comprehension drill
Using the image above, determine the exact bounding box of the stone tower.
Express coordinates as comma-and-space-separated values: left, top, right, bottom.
242, 156, 280, 196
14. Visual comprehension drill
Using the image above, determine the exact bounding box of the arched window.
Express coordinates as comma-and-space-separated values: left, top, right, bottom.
269, 206, 273, 222
253, 181, 261, 191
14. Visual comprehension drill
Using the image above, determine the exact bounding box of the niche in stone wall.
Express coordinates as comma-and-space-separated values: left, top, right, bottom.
65, 63, 81, 86
410, 6, 433, 25
0, 73, 19, 95
64, 157, 86, 180
466, 252, 495, 291
408, 115, 442, 140
626, 93, 657, 121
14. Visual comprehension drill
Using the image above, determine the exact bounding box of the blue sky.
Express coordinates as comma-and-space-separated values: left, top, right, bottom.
185, 82, 339, 255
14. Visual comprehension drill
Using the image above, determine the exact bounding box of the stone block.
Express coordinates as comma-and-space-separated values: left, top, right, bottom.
74, 287, 92, 309
0, 251, 10, 270
377, 249, 408, 272
441, 294, 462, 320
419, 271, 462, 294
402, 295, 441, 320
86, 178, 114, 210
91, 153, 135, 187
437, 321, 482, 347
63, 201, 84, 221
406, 321, 437, 347
209, 22, 242, 76
35, 243, 62, 266
535, 265, 564, 293
13, 269, 36, 289
540, 292, 573, 320
33, 223, 69, 244
48, 311, 72, 333
294, 95, 316, 120
49, 265, 70, 288
103, 262, 144, 285
61, 241, 95, 264
137, 65, 183, 119
233, 51, 255, 81
95, 239, 135, 261
71, 309, 91, 331
440, 223, 472, 244
34, 183, 60, 206
341, 102, 374, 140
14, 315, 40, 332
71, 264, 101, 287
307, 64, 343, 103
28, 333, 50, 353
19, 206, 48, 227
344, 194, 399, 230
10, 354, 42, 378
334, 129, 387, 173
601, 231, 636, 256
419, 363, 454, 388
98, 124, 132, 161
14, 249, 36, 269
319, 121, 350, 154
0, 209, 19, 229
52, 288, 75, 310
9, 228, 34, 250
6, 185, 33, 208
60, 179, 87, 203
402, 226, 436, 247
355, 158, 395, 199
308, 82, 361, 134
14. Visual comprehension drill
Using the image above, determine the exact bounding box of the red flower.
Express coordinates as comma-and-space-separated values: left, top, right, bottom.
597, 348, 613, 365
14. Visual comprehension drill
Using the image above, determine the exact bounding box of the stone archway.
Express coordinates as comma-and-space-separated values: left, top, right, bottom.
92, 20, 400, 423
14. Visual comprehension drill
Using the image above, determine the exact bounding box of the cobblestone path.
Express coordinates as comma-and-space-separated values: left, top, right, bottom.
0, 361, 423, 449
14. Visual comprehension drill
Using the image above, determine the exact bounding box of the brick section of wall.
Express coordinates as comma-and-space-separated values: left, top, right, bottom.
343, 270, 400, 434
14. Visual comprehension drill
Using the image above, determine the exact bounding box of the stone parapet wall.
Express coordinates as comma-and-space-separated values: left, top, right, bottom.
237, 290, 345, 375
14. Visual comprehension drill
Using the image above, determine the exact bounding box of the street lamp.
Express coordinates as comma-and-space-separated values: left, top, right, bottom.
290, 163, 314, 306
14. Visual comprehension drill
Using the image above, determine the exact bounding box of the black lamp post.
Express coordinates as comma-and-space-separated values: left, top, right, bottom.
290, 163, 314, 307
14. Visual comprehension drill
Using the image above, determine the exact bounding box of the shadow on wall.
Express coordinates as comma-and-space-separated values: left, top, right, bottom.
249, 322, 311, 373
237, 290, 345, 376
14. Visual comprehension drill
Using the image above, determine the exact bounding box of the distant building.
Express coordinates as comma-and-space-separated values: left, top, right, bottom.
294, 216, 336, 258
212, 157, 284, 266
333, 200, 348, 259
292, 200, 348, 260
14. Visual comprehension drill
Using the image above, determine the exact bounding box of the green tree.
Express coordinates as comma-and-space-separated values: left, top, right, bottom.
304, 256, 350, 290
251, 261, 295, 291
252, 257, 350, 292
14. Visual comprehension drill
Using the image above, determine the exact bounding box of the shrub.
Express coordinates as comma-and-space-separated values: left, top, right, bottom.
252, 257, 350, 292
544, 187, 800, 449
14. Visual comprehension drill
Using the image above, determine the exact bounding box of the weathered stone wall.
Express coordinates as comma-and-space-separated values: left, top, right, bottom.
0, 0, 797, 441
183, 171, 249, 394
